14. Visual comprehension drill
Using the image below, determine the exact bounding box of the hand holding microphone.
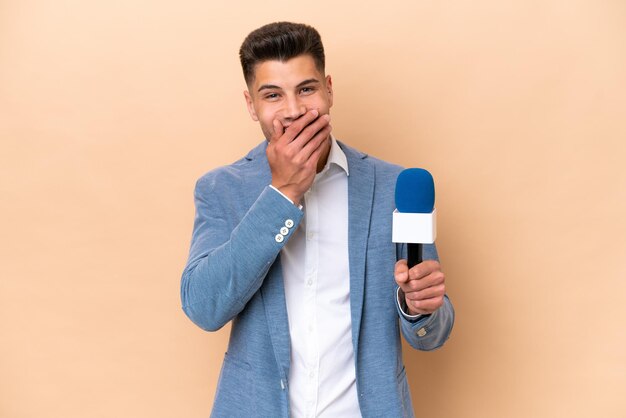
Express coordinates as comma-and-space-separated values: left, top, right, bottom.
394, 259, 445, 316
393, 169, 445, 316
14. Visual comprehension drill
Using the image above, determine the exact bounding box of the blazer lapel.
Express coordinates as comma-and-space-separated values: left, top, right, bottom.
340, 141, 375, 356
245, 141, 292, 382
260, 260, 291, 383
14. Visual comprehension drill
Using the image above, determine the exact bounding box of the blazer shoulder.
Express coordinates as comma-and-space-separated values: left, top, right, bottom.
368, 154, 404, 178
195, 161, 246, 195
342, 142, 404, 182
195, 141, 268, 194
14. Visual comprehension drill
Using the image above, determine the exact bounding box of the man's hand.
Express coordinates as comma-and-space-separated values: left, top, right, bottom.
394, 259, 446, 316
266, 109, 332, 205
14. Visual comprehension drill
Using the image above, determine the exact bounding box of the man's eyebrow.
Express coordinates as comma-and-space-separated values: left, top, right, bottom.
257, 84, 281, 93
256, 78, 320, 93
296, 78, 320, 88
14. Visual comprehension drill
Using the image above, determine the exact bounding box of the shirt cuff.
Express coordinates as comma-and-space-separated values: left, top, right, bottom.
396, 287, 424, 322
269, 185, 303, 210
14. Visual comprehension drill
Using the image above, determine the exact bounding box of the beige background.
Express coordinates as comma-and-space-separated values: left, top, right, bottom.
1, 0, 625, 417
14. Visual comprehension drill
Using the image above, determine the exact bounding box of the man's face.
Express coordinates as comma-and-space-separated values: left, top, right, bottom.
244, 54, 333, 141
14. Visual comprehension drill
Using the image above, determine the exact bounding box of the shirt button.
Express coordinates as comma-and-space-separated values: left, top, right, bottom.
309, 371, 315, 378
280, 226, 289, 236
417, 327, 427, 337
307, 232, 315, 240
275, 234, 284, 243
285, 219, 294, 228
307, 279, 313, 286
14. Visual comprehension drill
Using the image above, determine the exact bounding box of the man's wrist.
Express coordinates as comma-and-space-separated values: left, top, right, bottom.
396, 287, 424, 321
269, 185, 303, 209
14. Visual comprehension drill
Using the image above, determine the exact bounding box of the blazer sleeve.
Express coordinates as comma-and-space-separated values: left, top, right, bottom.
395, 243, 455, 350
180, 177, 303, 332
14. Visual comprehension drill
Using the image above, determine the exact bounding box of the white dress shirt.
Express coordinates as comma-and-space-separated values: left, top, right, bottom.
279, 138, 361, 418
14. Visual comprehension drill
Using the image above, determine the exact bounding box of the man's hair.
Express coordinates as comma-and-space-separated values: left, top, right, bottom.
239, 22, 325, 86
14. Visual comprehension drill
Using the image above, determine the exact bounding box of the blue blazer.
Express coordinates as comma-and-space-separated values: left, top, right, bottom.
181, 140, 454, 417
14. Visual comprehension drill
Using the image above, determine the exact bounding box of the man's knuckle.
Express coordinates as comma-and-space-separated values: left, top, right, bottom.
284, 147, 296, 158
292, 154, 305, 165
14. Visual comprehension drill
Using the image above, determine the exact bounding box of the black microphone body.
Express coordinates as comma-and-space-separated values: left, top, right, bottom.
407, 243, 423, 269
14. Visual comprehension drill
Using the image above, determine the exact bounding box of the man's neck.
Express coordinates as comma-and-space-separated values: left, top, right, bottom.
316, 136, 332, 173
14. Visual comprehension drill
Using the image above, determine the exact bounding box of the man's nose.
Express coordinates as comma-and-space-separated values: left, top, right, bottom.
281, 96, 306, 122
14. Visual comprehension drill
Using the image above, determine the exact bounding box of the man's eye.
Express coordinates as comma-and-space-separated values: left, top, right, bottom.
300, 87, 314, 94
265, 93, 279, 100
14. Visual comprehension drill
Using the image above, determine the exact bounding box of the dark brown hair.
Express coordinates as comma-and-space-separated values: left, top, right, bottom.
239, 22, 325, 85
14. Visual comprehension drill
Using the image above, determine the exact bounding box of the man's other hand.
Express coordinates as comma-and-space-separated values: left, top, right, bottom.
266, 109, 332, 205
394, 259, 445, 316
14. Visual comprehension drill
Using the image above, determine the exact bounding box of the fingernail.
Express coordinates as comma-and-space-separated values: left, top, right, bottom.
311, 109, 319, 117
322, 114, 330, 121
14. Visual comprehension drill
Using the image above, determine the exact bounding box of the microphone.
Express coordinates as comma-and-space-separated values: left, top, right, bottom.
392, 168, 437, 268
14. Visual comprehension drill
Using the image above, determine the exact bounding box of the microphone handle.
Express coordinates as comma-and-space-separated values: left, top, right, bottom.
407, 243, 422, 268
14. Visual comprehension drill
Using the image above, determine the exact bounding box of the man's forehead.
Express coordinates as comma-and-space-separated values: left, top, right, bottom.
249, 55, 325, 89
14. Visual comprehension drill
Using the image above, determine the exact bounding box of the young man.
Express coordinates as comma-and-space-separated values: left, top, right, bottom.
181, 22, 454, 418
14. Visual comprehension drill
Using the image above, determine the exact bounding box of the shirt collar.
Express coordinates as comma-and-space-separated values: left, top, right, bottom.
323, 135, 349, 176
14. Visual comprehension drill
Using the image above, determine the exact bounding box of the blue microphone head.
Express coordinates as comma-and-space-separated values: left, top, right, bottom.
395, 168, 435, 213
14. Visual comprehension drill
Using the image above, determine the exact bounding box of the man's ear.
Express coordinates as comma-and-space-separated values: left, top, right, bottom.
325, 75, 334, 108
243, 90, 258, 121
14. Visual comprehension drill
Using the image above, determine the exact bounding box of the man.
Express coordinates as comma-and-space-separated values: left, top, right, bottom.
181, 22, 454, 418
